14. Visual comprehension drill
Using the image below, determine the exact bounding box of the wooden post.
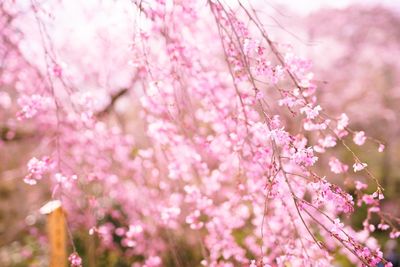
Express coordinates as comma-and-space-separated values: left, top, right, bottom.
40, 200, 67, 267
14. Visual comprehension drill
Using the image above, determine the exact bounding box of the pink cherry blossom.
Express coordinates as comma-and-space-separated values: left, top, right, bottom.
68, 252, 82, 267
337, 113, 349, 130
353, 131, 367, 146
378, 144, 385, 152
329, 157, 349, 174
300, 104, 322, 120
389, 231, 400, 239
318, 135, 337, 148
355, 181, 368, 190
353, 162, 368, 172
1, 2, 396, 266
291, 146, 318, 167
24, 157, 53, 185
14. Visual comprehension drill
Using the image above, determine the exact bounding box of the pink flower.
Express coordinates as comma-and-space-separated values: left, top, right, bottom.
68, 252, 82, 267
291, 147, 318, 167
390, 231, 400, 239
329, 158, 348, 174
24, 156, 53, 185
319, 135, 337, 148
126, 224, 143, 239
353, 131, 366, 146
378, 223, 390, 230
255, 90, 264, 100
330, 218, 344, 236
243, 38, 261, 56
362, 195, 376, 205
0, 91, 11, 109
378, 144, 385, 152
269, 128, 290, 146
310, 179, 354, 213
369, 207, 380, 213
368, 224, 376, 232
278, 95, 303, 108
355, 181, 367, 190
144, 256, 162, 267
16, 94, 53, 120
300, 104, 322, 120
353, 162, 367, 172
372, 191, 385, 200
186, 210, 204, 230
52, 64, 63, 77
161, 206, 181, 224
6, 3, 394, 265
337, 113, 349, 130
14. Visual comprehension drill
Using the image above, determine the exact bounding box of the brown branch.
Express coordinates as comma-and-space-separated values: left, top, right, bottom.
96, 88, 129, 117
0, 126, 37, 142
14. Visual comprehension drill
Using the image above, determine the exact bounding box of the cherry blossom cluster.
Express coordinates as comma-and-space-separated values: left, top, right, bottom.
1, 0, 398, 266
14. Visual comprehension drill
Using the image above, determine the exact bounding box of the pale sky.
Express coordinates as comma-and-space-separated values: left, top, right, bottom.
272, 0, 400, 15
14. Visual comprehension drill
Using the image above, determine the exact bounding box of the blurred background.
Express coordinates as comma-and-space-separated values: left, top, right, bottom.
0, 0, 399, 266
